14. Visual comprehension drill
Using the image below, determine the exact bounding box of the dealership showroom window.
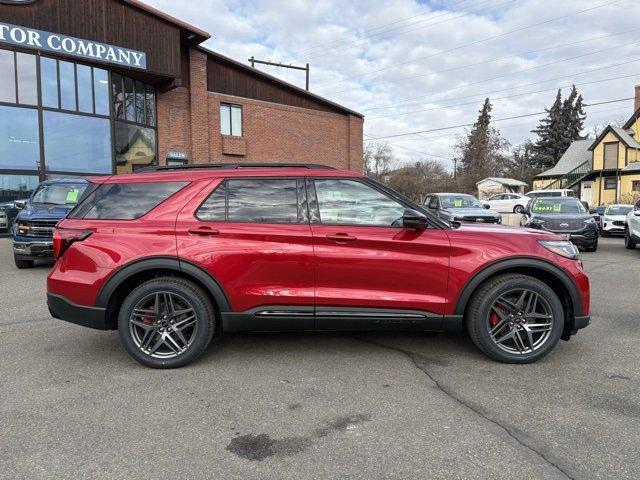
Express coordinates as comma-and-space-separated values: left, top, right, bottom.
0, 46, 157, 203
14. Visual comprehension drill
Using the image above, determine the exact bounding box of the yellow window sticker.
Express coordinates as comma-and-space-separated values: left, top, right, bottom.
454, 198, 463, 207
66, 189, 79, 203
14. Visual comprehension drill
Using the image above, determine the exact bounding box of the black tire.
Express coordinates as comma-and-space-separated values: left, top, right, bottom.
625, 228, 637, 250
118, 276, 216, 368
14, 255, 34, 269
513, 205, 524, 214
601, 230, 609, 237
584, 241, 598, 252
466, 274, 564, 364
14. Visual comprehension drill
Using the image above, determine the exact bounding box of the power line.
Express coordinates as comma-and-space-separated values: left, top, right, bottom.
332, 27, 640, 96
367, 71, 640, 120
300, 0, 515, 62
362, 56, 640, 114
364, 96, 637, 141
287, 0, 481, 61
316, 0, 624, 89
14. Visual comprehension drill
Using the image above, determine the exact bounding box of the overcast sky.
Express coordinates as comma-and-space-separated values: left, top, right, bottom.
145, 0, 640, 170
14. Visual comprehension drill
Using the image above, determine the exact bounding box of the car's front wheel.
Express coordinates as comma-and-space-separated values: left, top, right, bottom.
14, 254, 34, 269
118, 277, 216, 368
625, 228, 637, 250
466, 274, 564, 363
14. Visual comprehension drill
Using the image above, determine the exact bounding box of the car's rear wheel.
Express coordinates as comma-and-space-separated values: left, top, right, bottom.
14, 255, 34, 269
513, 205, 524, 214
584, 240, 598, 252
466, 274, 564, 363
625, 228, 637, 250
118, 277, 216, 368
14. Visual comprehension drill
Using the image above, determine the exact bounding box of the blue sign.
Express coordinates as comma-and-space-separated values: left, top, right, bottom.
0, 22, 147, 69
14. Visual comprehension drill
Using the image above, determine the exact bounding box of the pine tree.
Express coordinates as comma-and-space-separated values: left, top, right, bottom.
531, 86, 587, 170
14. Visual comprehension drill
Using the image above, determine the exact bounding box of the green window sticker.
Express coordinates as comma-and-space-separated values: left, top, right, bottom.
66, 189, 79, 203
454, 198, 463, 207
553, 203, 562, 212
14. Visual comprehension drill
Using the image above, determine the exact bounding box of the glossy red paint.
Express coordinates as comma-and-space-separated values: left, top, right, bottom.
47, 166, 590, 327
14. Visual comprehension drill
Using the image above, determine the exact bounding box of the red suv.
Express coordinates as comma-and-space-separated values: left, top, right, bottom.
47, 164, 590, 368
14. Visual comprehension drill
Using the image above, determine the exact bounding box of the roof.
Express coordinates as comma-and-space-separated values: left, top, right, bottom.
120, 0, 210, 43
476, 177, 528, 187
622, 162, 640, 172
623, 106, 640, 130
200, 47, 364, 118
536, 139, 592, 178
588, 125, 640, 151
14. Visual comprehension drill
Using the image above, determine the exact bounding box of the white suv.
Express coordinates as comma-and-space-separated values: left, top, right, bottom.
625, 199, 640, 249
601, 204, 633, 236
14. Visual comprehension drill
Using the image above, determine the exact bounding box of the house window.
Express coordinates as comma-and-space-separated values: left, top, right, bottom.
220, 103, 242, 136
603, 143, 619, 170
604, 177, 617, 190
632, 180, 640, 192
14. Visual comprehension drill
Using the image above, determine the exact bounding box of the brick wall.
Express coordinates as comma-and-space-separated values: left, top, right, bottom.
157, 47, 363, 171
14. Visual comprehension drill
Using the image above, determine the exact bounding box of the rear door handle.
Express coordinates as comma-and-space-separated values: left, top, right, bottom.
325, 233, 357, 242
188, 226, 220, 236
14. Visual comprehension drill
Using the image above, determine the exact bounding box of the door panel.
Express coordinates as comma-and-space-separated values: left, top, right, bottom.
176, 178, 314, 321
311, 225, 451, 315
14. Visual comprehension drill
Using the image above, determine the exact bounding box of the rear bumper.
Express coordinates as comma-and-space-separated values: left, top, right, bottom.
47, 293, 110, 330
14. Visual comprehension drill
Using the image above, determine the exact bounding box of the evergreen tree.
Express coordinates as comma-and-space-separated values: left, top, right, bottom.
531, 86, 586, 170
454, 98, 511, 193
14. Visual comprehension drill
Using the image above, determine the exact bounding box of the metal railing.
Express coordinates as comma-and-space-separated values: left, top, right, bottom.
543, 160, 590, 190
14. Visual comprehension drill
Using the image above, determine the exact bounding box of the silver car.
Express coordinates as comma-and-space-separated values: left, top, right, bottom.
625, 199, 640, 249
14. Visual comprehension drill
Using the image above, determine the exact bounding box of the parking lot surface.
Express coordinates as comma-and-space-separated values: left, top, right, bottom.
1, 236, 639, 480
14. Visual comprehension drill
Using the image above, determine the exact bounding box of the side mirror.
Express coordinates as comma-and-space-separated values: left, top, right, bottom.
522, 207, 530, 215
634, 209, 640, 217
483, 204, 490, 209
589, 208, 596, 214
14, 200, 26, 209
403, 208, 428, 230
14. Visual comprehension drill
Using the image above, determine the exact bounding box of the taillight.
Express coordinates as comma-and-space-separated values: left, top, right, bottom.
53, 228, 92, 260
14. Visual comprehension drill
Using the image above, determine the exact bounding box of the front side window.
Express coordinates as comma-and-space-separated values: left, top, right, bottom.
314, 179, 405, 226
198, 178, 303, 223
220, 103, 242, 136
73, 182, 187, 220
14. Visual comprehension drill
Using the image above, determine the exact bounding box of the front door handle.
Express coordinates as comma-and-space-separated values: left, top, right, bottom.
188, 226, 220, 236
325, 233, 357, 242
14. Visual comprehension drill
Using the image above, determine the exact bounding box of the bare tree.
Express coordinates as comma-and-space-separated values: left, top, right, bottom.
363, 142, 395, 179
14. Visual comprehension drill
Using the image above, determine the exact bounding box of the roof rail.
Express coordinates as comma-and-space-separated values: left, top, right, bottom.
134, 163, 336, 173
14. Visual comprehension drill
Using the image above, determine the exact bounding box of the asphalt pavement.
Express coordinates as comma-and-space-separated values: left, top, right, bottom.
1, 236, 639, 480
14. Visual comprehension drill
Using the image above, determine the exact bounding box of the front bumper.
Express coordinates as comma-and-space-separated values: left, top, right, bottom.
602, 221, 625, 234
47, 293, 110, 330
13, 239, 53, 258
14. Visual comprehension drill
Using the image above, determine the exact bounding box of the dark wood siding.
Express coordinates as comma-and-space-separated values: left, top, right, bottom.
0, 0, 181, 78
207, 55, 346, 115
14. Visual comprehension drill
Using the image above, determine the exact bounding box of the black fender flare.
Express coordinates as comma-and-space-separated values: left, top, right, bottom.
95, 256, 232, 312
454, 257, 583, 316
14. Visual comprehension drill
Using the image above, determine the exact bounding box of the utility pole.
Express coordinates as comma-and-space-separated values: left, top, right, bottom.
249, 57, 310, 91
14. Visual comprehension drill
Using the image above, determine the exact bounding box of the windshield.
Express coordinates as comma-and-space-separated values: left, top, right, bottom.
530, 198, 586, 215
605, 205, 632, 216
31, 183, 87, 206
440, 194, 483, 209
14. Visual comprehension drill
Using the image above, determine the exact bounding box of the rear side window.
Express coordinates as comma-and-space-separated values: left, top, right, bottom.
70, 182, 187, 220
197, 178, 306, 223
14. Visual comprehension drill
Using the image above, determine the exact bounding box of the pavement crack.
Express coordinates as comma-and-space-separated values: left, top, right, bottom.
354, 336, 576, 480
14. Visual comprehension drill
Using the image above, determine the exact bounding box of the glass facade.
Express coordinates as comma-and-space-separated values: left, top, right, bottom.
0, 46, 157, 198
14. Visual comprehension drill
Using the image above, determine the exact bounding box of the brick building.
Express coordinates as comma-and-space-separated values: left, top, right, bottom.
0, 0, 363, 202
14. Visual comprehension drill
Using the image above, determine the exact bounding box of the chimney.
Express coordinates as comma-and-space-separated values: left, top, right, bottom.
635, 84, 640, 113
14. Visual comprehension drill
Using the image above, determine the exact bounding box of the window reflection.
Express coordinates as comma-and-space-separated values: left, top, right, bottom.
0, 106, 40, 170
44, 111, 111, 174
0, 50, 15, 103
135, 80, 145, 124
40, 57, 58, 108
16, 53, 37, 105
59, 61, 76, 111
76, 64, 93, 113
124, 76, 135, 121
112, 72, 124, 119
226, 179, 298, 223
94, 68, 109, 116
115, 121, 156, 174
145, 85, 156, 126
0, 174, 39, 203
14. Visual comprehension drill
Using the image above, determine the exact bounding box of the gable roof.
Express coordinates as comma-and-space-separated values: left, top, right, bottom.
589, 125, 640, 151
623, 106, 640, 130
536, 139, 592, 178
476, 177, 528, 187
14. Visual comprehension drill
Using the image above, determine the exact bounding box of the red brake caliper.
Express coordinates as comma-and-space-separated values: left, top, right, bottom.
489, 311, 500, 327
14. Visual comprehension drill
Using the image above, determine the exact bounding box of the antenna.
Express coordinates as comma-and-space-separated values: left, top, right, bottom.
249, 56, 310, 91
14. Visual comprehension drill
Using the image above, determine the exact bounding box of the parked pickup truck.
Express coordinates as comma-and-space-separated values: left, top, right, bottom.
13, 178, 88, 268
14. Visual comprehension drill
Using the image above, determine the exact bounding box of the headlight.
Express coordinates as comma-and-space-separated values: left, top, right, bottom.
528, 218, 545, 226
584, 218, 596, 224
538, 240, 579, 259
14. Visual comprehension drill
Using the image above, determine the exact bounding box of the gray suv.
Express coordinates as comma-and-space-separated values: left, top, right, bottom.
424, 193, 501, 224
625, 199, 640, 249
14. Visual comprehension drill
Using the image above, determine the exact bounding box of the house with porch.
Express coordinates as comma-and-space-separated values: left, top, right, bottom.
533, 86, 640, 207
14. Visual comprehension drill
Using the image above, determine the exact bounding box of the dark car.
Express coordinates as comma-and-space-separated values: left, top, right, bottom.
523, 197, 599, 252
589, 205, 606, 231
47, 164, 590, 368
13, 178, 89, 268
424, 193, 502, 224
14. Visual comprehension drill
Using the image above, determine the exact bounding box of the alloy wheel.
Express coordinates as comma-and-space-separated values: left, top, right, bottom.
487, 288, 554, 355
129, 291, 198, 359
